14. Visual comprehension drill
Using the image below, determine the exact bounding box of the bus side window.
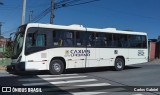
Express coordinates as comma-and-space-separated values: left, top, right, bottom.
26, 33, 46, 48
86, 32, 95, 47
35, 34, 46, 47
26, 33, 34, 48
63, 31, 74, 47
141, 36, 147, 48
53, 30, 63, 46
106, 33, 113, 47
53, 30, 74, 47
53, 30, 59, 46
128, 35, 143, 48
95, 33, 106, 47
113, 34, 122, 47
76, 32, 86, 47
119, 35, 128, 48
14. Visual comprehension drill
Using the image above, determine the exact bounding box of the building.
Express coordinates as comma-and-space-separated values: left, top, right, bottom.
148, 39, 157, 61
156, 36, 160, 58
149, 36, 160, 61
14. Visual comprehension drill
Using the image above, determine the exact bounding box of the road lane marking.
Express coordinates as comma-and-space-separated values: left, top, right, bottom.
75, 83, 111, 87
37, 74, 79, 77
23, 82, 49, 86
23, 79, 97, 86
132, 94, 143, 95
65, 92, 107, 95
51, 79, 97, 84
19, 76, 87, 81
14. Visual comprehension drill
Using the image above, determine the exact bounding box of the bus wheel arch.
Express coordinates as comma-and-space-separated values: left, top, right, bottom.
114, 56, 125, 71
49, 57, 66, 75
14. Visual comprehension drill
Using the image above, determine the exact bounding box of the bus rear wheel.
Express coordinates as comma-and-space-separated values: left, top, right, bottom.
114, 58, 125, 71
49, 60, 64, 75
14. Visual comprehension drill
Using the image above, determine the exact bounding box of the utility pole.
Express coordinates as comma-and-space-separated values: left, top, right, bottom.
21, 0, 26, 25
29, 10, 33, 23
50, 0, 54, 24
0, 22, 2, 36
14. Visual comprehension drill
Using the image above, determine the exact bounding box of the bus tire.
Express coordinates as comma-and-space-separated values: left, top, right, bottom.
49, 60, 64, 75
114, 58, 125, 71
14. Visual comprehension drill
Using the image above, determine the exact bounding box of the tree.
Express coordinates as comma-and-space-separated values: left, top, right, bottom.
3, 41, 13, 58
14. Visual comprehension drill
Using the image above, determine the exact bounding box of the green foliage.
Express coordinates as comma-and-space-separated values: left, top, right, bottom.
3, 45, 13, 58
0, 58, 11, 66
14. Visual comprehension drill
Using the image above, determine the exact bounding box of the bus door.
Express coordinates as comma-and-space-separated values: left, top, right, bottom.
95, 33, 110, 66
25, 28, 51, 70
74, 32, 86, 68
86, 32, 99, 67
111, 34, 129, 65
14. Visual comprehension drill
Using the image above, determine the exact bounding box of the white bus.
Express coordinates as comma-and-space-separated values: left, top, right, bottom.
11, 23, 148, 74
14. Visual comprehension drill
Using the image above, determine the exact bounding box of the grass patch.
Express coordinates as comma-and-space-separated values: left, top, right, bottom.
0, 58, 11, 66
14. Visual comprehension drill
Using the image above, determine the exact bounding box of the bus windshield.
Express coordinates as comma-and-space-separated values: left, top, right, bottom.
12, 26, 26, 59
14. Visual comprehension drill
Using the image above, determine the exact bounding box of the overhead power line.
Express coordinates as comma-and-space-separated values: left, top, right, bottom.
55, 0, 71, 5
97, 6, 160, 21
30, 0, 101, 23
55, 0, 100, 9
55, 0, 81, 5
55, 0, 101, 9
31, 7, 51, 22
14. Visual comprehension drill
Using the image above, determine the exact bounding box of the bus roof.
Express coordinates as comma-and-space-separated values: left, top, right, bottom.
26, 23, 147, 35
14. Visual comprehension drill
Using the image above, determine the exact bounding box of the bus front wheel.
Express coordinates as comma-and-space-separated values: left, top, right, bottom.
49, 60, 64, 75
114, 58, 125, 71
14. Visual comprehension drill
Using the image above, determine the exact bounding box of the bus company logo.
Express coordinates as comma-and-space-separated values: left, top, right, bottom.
65, 50, 70, 55
65, 50, 90, 57
138, 50, 144, 56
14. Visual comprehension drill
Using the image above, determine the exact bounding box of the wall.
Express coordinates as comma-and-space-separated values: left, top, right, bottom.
149, 42, 156, 61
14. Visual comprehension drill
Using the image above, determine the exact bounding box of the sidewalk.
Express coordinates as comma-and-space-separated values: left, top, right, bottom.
0, 70, 11, 77
148, 59, 160, 64
0, 66, 6, 70
0, 58, 11, 70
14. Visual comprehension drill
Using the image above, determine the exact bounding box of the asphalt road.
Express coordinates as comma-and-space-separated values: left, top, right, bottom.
0, 62, 160, 95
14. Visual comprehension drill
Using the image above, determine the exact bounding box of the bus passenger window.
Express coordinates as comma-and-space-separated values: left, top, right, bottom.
53, 30, 59, 46
142, 36, 147, 48
26, 33, 34, 48
106, 33, 113, 47
113, 34, 121, 47
95, 33, 106, 47
64, 31, 74, 47
35, 34, 46, 47
86, 32, 95, 47
26, 33, 46, 48
128, 35, 143, 48
53, 30, 74, 47
76, 32, 86, 47
53, 30, 63, 46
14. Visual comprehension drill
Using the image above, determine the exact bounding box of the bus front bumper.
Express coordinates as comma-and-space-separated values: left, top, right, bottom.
10, 62, 25, 71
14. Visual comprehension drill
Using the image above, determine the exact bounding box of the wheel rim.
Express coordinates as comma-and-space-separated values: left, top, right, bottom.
52, 63, 61, 72
117, 61, 123, 69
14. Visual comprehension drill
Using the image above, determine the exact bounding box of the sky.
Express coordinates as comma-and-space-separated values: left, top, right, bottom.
0, 0, 160, 39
